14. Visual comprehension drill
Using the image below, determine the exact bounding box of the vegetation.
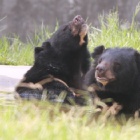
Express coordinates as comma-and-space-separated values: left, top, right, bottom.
1, 8, 140, 65
89, 11, 140, 52
0, 98, 140, 140
0, 7, 140, 139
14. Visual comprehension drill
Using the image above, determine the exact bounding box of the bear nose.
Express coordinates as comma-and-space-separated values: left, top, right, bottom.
75, 15, 81, 21
96, 65, 106, 75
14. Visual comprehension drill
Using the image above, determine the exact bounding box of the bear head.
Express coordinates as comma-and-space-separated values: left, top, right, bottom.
91, 45, 140, 93
47, 15, 89, 53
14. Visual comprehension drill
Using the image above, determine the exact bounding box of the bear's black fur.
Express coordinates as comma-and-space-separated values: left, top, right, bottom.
16, 46, 75, 104
42, 15, 90, 89
16, 15, 91, 105
85, 45, 140, 114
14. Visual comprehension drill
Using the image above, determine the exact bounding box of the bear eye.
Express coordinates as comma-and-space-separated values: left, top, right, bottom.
113, 62, 121, 72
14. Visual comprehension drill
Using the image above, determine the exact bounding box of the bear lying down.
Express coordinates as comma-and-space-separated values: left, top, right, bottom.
15, 15, 90, 105
85, 45, 140, 114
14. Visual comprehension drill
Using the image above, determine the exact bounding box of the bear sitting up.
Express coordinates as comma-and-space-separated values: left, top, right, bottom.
15, 15, 91, 105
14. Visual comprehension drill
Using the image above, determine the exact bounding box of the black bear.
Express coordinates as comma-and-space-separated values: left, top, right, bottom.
42, 15, 90, 89
84, 45, 140, 114
15, 15, 91, 105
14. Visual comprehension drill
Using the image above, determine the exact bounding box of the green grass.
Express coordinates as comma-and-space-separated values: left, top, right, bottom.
0, 98, 140, 140
0, 24, 54, 65
88, 4, 140, 52
0, 37, 34, 65
0, 8, 140, 65
89, 11, 140, 52
1, 8, 140, 139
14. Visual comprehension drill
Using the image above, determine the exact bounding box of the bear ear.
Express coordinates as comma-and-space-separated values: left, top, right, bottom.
34, 47, 44, 59
42, 41, 51, 50
134, 51, 140, 72
34, 47, 43, 55
91, 45, 105, 58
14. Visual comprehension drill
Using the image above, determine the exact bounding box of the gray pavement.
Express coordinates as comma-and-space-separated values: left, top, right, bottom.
0, 65, 31, 92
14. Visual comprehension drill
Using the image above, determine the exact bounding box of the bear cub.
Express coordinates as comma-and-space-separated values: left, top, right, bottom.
85, 45, 140, 114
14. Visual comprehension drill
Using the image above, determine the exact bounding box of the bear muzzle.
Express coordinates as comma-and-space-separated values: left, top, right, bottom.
95, 64, 115, 86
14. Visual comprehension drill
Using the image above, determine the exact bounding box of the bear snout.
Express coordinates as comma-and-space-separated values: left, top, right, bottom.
96, 65, 105, 74
95, 62, 115, 86
96, 64, 106, 76
73, 15, 84, 25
